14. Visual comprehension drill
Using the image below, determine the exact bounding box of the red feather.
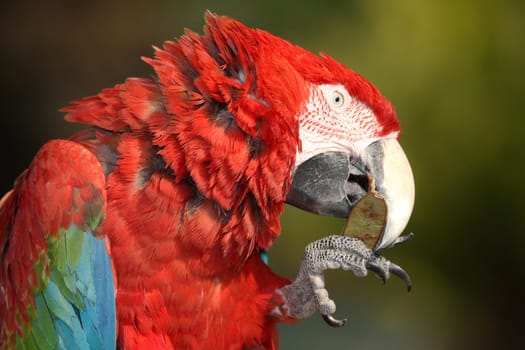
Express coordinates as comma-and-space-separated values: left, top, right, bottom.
4, 12, 400, 349
0, 140, 107, 346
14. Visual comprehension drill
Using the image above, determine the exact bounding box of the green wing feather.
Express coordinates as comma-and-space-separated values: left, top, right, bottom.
1, 140, 116, 349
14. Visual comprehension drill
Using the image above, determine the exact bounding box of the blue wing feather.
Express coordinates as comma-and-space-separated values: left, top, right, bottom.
21, 226, 116, 350
78, 231, 116, 350
1, 139, 115, 349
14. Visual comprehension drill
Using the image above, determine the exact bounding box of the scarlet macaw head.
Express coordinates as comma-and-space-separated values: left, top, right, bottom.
283, 54, 415, 251
251, 19, 415, 250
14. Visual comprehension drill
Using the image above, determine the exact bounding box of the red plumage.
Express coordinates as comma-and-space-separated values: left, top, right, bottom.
63, 13, 306, 348
2, 12, 403, 349
0, 140, 107, 346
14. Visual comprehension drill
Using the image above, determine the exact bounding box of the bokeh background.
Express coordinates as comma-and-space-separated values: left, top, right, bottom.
1, 0, 524, 349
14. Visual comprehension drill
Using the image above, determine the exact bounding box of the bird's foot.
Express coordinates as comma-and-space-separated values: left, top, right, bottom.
276, 235, 411, 327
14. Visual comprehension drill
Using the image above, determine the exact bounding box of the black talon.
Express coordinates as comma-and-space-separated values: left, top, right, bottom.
389, 263, 412, 292
322, 314, 347, 328
391, 232, 414, 247
366, 261, 387, 284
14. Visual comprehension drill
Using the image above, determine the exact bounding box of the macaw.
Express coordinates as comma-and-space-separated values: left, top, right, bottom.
0, 12, 415, 350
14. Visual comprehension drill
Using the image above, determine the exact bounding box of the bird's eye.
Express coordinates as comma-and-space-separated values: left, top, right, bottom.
331, 91, 345, 108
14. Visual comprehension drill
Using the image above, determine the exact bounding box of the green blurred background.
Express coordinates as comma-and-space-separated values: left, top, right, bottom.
1, 0, 524, 349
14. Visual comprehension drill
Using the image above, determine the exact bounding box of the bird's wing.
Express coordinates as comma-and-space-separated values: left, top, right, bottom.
0, 139, 115, 349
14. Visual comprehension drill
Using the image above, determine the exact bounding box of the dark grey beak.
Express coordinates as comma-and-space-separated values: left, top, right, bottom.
285, 151, 361, 217
286, 138, 415, 249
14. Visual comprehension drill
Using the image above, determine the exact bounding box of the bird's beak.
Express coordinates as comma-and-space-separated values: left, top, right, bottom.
286, 138, 415, 250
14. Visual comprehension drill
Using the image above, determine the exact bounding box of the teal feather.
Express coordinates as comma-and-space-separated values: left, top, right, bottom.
260, 249, 269, 265
18, 224, 116, 349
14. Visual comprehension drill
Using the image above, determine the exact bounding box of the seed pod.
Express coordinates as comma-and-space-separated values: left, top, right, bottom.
342, 176, 388, 251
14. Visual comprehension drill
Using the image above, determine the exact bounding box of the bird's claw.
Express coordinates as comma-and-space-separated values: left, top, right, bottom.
322, 314, 347, 328
390, 232, 414, 247
277, 235, 411, 327
389, 262, 412, 292
365, 259, 388, 284
366, 255, 412, 291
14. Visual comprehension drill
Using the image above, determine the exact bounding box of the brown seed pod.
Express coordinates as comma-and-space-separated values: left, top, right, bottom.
342, 175, 388, 252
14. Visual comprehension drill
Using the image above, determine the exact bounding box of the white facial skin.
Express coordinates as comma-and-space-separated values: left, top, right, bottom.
296, 84, 395, 166
296, 84, 415, 249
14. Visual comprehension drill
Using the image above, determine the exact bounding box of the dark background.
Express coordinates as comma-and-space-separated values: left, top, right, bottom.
1, 1, 524, 349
